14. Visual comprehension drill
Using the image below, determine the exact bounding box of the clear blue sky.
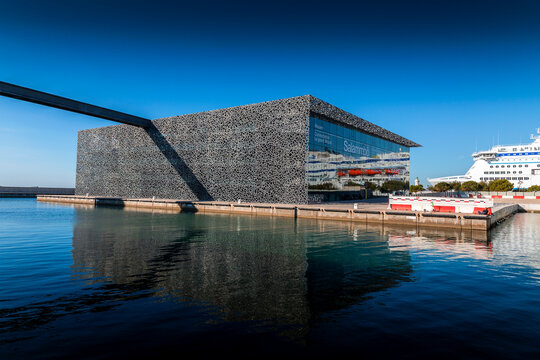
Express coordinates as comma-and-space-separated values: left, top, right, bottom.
1, 0, 540, 187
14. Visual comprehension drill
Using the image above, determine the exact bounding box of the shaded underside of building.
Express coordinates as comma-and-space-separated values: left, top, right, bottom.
76, 95, 419, 203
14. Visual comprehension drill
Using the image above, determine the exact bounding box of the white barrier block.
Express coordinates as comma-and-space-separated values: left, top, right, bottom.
388, 196, 493, 214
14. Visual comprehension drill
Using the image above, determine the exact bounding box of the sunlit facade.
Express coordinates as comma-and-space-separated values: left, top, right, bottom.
307, 115, 410, 191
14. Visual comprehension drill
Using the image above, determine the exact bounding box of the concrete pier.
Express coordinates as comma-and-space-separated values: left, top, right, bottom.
1, 186, 75, 197
493, 198, 540, 213
36, 195, 523, 231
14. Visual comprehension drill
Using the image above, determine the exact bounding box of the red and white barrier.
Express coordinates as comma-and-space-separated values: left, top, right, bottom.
491, 195, 540, 199
389, 196, 493, 214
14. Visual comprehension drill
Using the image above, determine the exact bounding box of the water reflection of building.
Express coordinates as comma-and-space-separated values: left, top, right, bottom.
386, 230, 493, 260
72, 208, 310, 325
71, 208, 413, 328
382, 216, 540, 267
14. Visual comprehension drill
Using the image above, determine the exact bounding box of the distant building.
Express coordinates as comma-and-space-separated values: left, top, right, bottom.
76, 95, 420, 203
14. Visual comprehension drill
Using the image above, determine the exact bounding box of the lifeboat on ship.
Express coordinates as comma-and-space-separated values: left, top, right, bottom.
348, 169, 381, 176
365, 169, 381, 175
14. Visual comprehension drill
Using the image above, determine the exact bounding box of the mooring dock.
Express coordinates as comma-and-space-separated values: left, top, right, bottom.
36, 195, 522, 231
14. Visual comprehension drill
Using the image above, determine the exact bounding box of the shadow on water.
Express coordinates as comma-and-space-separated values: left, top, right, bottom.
145, 123, 213, 201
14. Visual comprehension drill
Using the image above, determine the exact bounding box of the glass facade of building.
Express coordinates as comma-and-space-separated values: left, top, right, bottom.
307, 115, 410, 193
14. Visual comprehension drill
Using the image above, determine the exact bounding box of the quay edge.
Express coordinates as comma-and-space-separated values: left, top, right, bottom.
36, 195, 523, 231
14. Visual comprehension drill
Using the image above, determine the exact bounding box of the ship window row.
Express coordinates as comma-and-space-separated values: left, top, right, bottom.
510, 147, 540, 151
498, 152, 540, 156
484, 171, 523, 174
490, 165, 528, 168
480, 177, 529, 181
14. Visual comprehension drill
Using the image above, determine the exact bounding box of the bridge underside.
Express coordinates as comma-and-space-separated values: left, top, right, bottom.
0, 81, 152, 128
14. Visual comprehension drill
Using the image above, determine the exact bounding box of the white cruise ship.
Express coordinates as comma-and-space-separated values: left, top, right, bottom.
428, 129, 540, 189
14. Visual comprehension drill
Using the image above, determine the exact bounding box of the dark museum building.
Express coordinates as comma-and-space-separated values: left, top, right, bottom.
76, 95, 420, 203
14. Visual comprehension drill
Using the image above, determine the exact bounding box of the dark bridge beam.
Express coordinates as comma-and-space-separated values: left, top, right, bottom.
0, 81, 152, 128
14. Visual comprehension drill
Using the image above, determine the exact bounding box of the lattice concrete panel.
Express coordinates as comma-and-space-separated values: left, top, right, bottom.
76, 96, 311, 203
76, 95, 418, 203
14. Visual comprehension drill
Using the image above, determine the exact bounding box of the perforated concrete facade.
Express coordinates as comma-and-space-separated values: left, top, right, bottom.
75, 95, 418, 203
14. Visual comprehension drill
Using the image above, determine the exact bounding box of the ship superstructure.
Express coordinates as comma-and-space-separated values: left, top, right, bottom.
428, 129, 540, 189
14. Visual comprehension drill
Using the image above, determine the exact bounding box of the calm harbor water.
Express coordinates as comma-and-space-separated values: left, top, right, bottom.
1, 198, 540, 359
